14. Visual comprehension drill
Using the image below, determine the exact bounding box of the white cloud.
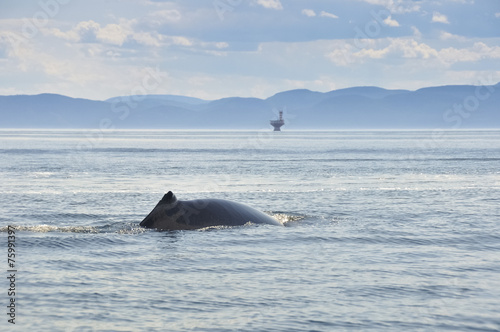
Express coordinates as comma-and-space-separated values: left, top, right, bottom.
47, 18, 198, 48
255, 0, 283, 10
411, 26, 422, 39
215, 42, 229, 49
96, 23, 131, 45
320, 11, 339, 19
495, 13, 500, 18
169, 36, 192, 46
383, 15, 400, 27
353, 39, 433, 60
440, 31, 467, 42
325, 42, 356, 66
361, 0, 392, 5
440, 42, 500, 64
49, 20, 100, 42
354, 47, 390, 59
302, 9, 338, 19
324, 36, 500, 71
302, 9, 316, 17
357, 0, 421, 14
49, 20, 131, 45
132, 31, 163, 47
147, 9, 182, 26
2, 38, 110, 86
432, 12, 450, 24
396, 39, 437, 59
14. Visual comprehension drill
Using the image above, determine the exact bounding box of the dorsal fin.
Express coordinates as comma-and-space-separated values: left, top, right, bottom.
161, 191, 177, 204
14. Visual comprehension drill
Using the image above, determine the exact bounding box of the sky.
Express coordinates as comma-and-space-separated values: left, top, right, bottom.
0, 0, 499, 100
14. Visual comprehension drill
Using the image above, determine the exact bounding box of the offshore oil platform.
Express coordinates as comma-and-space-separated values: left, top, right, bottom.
270, 110, 285, 131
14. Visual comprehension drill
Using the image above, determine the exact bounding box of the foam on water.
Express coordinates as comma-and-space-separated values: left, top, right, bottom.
0, 223, 149, 234
0, 225, 99, 233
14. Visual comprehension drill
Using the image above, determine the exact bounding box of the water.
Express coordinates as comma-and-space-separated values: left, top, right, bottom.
1, 129, 499, 331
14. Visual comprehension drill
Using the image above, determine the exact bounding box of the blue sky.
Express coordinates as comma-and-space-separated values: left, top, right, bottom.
0, 0, 499, 100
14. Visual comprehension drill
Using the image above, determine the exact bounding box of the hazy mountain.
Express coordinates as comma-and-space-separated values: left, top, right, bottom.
197, 97, 272, 128
0, 94, 110, 128
266, 89, 326, 111
1, 84, 499, 129
324, 86, 409, 99
106, 94, 209, 106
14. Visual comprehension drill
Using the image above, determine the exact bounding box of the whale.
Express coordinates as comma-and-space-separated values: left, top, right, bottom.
140, 191, 282, 230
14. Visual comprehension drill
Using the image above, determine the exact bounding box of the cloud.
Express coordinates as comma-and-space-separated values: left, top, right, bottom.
0, 34, 11, 58
215, 42, 229, 49
96, 23, 131, 45
411, 26, 422, 39
47, 18, 198, 48
49, 20, 132, 45
320, 11, 339, 19
439, 31, 467, 42
432, 12, 450, 24
326, 43, 355, 66
49, 20, 100, 43
354, 47, 391, 59
357, 0, 421, 14
383, 15, 400, 27
132, 31, 162, 47
302, 9, 316, 17
255, 0, 283, 10
393, 39, 437, 59
1, 37, 110, 85
169, 36, 192, 46
333, 38, 500, 66
303, 9, 338, 19
439, 42, 500, 64
147, 9, 182, 26
302, 9, 338, 19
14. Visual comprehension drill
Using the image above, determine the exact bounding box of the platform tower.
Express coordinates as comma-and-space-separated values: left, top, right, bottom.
270, 110, 285, 131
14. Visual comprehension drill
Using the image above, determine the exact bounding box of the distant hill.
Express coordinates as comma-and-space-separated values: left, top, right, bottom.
0, 94, 110, 128
325, 86, 409, 99
106, 94, 209, 106
1, 84, 499, 129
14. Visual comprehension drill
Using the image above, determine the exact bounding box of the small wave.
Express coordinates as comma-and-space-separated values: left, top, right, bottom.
29, 171, 56, 178
114, 224, 149, 234
179, 217, 306, 232
0, 225, 100, 233
271, 212, 306, 225
195, 221, 283, 232
197, 225, 235, 232
271, 213, 348, 227
0, 223, 147, 234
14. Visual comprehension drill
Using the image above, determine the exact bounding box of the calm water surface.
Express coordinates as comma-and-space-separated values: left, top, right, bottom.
0, 130, 499, 331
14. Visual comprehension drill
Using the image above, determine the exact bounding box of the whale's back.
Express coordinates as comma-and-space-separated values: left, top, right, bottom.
140, 192, 281, 230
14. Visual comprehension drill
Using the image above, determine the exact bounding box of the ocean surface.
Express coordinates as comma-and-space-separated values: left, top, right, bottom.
0, 129, 499, 331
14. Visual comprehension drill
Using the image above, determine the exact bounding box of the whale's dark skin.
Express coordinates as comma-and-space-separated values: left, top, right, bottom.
140, 191, 282, 230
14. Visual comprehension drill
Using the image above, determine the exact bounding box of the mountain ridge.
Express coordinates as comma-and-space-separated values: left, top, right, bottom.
1, 83, 498, 129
